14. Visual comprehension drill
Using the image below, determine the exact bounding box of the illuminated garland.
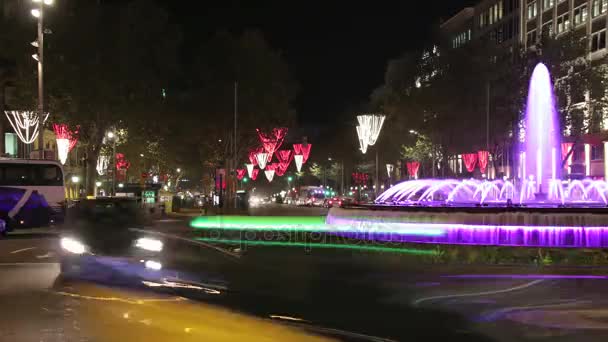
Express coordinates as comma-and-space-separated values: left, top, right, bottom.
4, 110, 49, 144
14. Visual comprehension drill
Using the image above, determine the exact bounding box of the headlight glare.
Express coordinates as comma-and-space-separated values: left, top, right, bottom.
60, 237, 86, 254
135, 237, 163, 252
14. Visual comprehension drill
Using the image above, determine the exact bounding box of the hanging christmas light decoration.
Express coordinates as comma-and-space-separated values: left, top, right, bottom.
357, 114, 386, 146
294, 154, 304, 172
386, 164, 394, 177
256, 152, 269, 169
356, 125, 369, 154
246, 163, 255, 178
4, 110, 49, 144
271, 127, 288, 150
96, 154, 109, 175
115, 153, 131, 170
248, 148, 262, 166
276, 149, 293, 167
236, 169, 246, 180
293, 143, 312, 163
264, 169, 275, 182
257, 128, 288, 163
52, 124, 79, 165
251, 168, 259, 181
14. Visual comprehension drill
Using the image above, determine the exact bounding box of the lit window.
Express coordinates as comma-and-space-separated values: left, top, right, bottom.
557, 13, 570, 33
527, 1, 537, 20
604, 0, 608, 14
591, 29, 606, 51
574, 5, 588, 26
593, 0, 601, 17
543, 0, 554, 10
498, 0, 503, 19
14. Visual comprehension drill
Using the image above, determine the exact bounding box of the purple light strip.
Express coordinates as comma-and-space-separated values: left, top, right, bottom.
443, 274, 608, 280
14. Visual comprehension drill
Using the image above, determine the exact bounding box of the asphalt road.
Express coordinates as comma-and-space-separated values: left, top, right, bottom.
2, 205, 608, 341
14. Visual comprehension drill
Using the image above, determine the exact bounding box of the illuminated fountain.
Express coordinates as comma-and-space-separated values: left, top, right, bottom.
327, 63, 608, 248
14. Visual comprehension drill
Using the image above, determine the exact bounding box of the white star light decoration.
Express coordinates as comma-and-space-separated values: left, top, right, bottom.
4, 111, 49, 144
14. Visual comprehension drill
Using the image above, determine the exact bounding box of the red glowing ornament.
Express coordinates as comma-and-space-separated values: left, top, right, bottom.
477, 150, 490, 174
236, 169, 246, 180
406, 161, 420, 178
352, 172, 369, 185
462, 153, 478, 173
251, 168, 259, 181
52, 123, 79, 165
293, 143, 312, 163
115, 153, 131, 170
256, 128, 288, 162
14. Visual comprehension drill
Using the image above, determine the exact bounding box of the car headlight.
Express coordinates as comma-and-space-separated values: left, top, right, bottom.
60, 237, 87, 254
135, 237, 163, 252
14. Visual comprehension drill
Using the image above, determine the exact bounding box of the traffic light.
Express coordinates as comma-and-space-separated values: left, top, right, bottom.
287, 176, 293, 182
243, 177, 248, 183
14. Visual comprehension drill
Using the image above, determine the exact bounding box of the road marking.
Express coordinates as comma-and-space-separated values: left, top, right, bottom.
0, 262, 57, 266
52, 290, 187, 305
479, 299, 590, 322
128, 228, 241, 259
36, 252, 54, 259
10, 247, 36, 254
412, 279, 544, 306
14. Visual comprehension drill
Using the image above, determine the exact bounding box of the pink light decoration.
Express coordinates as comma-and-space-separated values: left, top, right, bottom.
462, 153, 477, 173
294, 155, 303, 172
477, 150, 490, 174
52, 124, 79, 165
251, 168, 259, 181
246, 163, 254, 178
236, 169, 246, 180
406, 161, 420, 178
248, 148, 263, 166
256, 152, 268, 170
275, 150, 293, 172
271, 127, 288, 150
293, 143, 312, 163
115, 153, 131, 170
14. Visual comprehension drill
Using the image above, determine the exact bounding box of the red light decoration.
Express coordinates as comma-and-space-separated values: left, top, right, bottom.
462, 153, 477, 173
406, 161, 420, 178
267, 163, 279, 172
477, 150, 490, 174
52, 123, 79, 151
293, 143, 312, 163
248, 148, 263, 166
352, 172, 369, 185
276, 149, 293, 167
115, 153, 131, 170
236, 169, 246, 180
257, 128, 288, 163
251, 168, 259, 181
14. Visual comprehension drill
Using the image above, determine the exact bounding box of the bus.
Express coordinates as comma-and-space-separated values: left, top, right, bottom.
0, 159, 65, 231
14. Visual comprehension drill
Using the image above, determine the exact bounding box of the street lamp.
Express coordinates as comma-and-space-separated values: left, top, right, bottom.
356, 114, 386, 197
31, 0, 53, 158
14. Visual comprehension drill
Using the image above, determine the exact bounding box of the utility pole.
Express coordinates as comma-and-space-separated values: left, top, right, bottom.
36, 0, 45, 158
234, 81, 238, 209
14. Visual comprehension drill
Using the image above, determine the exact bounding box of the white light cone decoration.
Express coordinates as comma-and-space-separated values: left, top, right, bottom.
96, 154, 109, 176
264, 169, 275, 182
246, 163, 254, 178
357, 114, 385, 146
356, 125, 369, 154
386, 163, 394, 177
56, 138, 69, 165
294, 154, 304, 172
256, 152, 268, 170
4, 110, 49, 144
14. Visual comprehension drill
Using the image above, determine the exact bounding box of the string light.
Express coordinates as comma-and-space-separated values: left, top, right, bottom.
294, 154, 303, 172
52, 124, 78, 165
245, 163, 254, 178
96, 155, 109, 175
356, 114, 385, 146
264, 169, 275, 182
256, 152, 268, 170
4, 110, 48, 144
356, 125, 369, 154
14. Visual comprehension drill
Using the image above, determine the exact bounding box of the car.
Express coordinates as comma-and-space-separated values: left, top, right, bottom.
58, 197, 227, 289
323, 197, 342, 208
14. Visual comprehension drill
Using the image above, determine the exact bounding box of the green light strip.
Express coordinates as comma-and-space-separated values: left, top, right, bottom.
190, 216, 326, 227
195, 237, 439, 256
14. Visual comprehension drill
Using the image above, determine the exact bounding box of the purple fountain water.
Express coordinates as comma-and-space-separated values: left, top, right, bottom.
330, 63, 608, 248
524, 63, 561, 198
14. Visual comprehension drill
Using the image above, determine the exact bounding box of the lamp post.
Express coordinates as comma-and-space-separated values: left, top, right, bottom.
107, 131, 116, 196
356, 114, 386, 197
31, 0, 53, 158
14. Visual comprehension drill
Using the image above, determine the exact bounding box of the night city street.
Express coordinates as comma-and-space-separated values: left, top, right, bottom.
6, 0, 608, 340
1, 205, 608, 341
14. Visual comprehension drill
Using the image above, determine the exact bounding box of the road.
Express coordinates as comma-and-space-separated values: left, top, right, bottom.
2, 205, 608, 341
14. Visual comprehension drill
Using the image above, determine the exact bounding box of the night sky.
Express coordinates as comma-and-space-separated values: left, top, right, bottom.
167, 0, 477, 125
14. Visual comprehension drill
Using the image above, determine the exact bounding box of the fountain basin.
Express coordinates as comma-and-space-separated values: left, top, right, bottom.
326, 206, 608, 248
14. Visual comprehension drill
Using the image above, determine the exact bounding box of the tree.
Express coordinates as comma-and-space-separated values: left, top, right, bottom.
9, 1, 182, 195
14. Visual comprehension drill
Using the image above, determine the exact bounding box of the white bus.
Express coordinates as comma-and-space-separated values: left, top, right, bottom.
0, 159, 65, 231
